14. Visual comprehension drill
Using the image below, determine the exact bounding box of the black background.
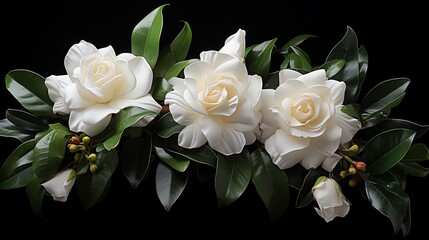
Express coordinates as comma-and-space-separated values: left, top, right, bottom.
1, 0, 428, 238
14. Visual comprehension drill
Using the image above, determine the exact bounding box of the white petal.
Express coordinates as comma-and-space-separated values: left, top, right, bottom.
275, 79, 306, 104
279, 69, 302, 85
275, 129, 310, 156
108, 95, 162, 115
326, 80, 346, 105
228, 98, 260, 132
265, 134, 305, 169
297, 69, 327, 87
41, 169, 76, 202
117, 53, 135, 61
219, 29, 246, 60
178, 123, 207, 149
200, 51, 236, 70
334, 200, 350, 218
68, 105, 119, 136
334, 105, 361, 143
166, 90, 201, 125
247, 75, 263, 107
213, 57, 248, 89
125, 56, 153, 98
98, 45, 116, 56
65, 40, 97, 79
312, 124, 342, 156
45, 75, 72, 114
183, 61, 210, 83
322, 154, 342, 172
64, 83, 95, 110
260, 89, 278, 142
300, 146, 327, 169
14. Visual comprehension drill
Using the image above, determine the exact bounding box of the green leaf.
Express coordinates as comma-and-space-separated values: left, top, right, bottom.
403, 143, 429, 162
0, 165, 33, 189
364, 129, 416, 175
251, 147, 289, 221
122, 132, 152, 188
326, 26, 359, 104
285, 164, 308, 189
131, 4, 167, 68
76, 154, 89, 175
341, 104, 361, 119
164, 59, 198, 80
365, 176, 410, 236
26, 174, 46, 218
0, 118, 33, 142
154, 147, 190, 172
155, 162, 188, 211
358, 119, 429, 140
6, 109, 47, 132
0, 139, 35, 180
77, 149, 119, 209
48, 123, 74, 136
32, 129, 71, 182
296, 168, 326, 208
317, 59, 345, 79
5, 69, 54, 117
195, 163, 214, 182
157, 113, 184, 138
215, 149, 252, 207
155, 135, 216, 167
362, 78, 410, 119
356, 46, 368, 98
290, 46, 311, 71
289, 53, 310, 71
280, 54, 291, 69
152, 77, 173, 101
281, 34, 315, 50
396, 162, 429, 177
103, 107, 157, 150
246, 38, 277, 77
263, 71, 279, 90
153, 21, 192, 78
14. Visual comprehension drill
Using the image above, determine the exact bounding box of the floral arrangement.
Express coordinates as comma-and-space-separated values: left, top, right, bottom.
0, 4, 428, 237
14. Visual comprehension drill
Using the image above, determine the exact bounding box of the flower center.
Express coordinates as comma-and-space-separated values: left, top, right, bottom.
291, 96, 316, 124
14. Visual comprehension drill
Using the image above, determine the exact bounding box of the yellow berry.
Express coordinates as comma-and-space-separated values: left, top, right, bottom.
90, 164, 98, 173
87, 153, 97, 162
340, 170, 348, 179
348, 166, 357, 175
68, 144, 79, 153
82, 136, 91, 145
348, 178, 357, 187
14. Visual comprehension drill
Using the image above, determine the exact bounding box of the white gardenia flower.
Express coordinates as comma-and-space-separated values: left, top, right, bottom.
45, 40, 162, 136
312, 177, 350, 222
260, 69, 361, 171
41, 169, 76, 202
165, 29, 262, 156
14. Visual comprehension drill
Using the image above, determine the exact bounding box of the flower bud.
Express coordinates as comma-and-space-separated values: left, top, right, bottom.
348, 178, 357, 188
86, 153, 97, 162
340, 170, 348, 179
348, 166, 357, 175
82, 136, 91, 145
345, 144, 359, 153
90, 164, 98, 173
68, 144, 79, 153
69, 136, 80, 145
355, 162, 366, 171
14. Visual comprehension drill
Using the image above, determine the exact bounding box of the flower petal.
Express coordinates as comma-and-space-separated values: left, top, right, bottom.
98, 45, 116, 56
279, 69, 302, 85
178, 123, 207, 149
200, 51, 236, 70
297, 69, 327, 87
219, 29, 246, 60
300, 146, 327, 169
125, 56, 153, 98
247, 75, 263, 107
108, 95, 162, 115
63, 83, 95, 110
312, 124, 342, 156
166, 91, 201, 125
45, 75, 72, 114
260, 89, 278, 142
322, 154, 342, 172
68, 104, 120, 136
64, 40, 97, 79
334, 105, 361, 143
326, 80, 346, 105
274, 130, 310, 167
41, 169, 76, 202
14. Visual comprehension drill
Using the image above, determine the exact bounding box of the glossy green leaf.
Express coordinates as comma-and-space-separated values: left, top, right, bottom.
246, 38, 277, 77
6, 109, 47, 132
263, 71, 279, 90
403, 143, 429, 162
365, 176, 410, 236
195, 163, 214, 182
131, 4, 167, 68
0, 139, 35, 180
289, 53, 310, 71
396, 162, 429, 177
296, 168, 326, 208
78, 149, 119, 209
280, 54, 291, 69
0, 165, 33, 189
326, 26, 359, 104
103, 107, 157, 150
290, 46, 311, 71
362, 78, 409, 119
5, 69, 54, 117
153, 21, 192, 78
281, 34, 315, 50
76, 154, 88, 175
341, 104, 361, 119
164, 59, 198, 80
361, 110, 390, 129
285, 164, 308, 190
317, 59, 345, 79
48, 123, 74, 136
32, 128, 71, 182
26, 174, 46, 218
0, 118, 33, 142
155, 135, 216, 167
356, 46, 368, 97
364, 129, 416, 175
215, 149, 252, 207
358, 119, 429, 140
155, 147, 190, 172
152, 77, 173, 101
155, 162, 188, 211
251, 147, 289, 221
157, 113, 184, 138
122, 133, 152, 188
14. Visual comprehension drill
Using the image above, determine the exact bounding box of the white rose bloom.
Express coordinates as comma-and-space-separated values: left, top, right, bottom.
165, 29, 262, 156
312, 177, 350, 222
41, 169, 76, 202
45, 40, 162, 136
260, 69, 361, 171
